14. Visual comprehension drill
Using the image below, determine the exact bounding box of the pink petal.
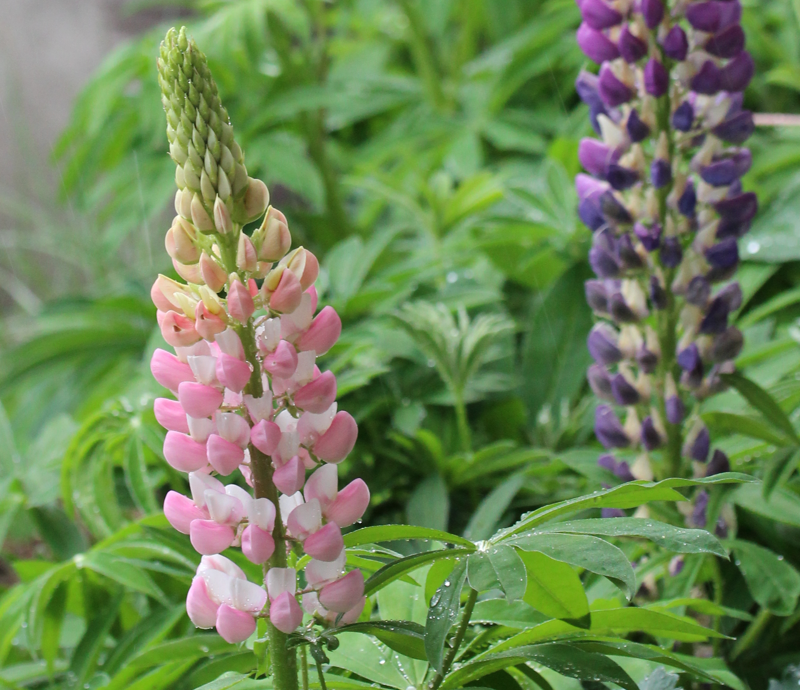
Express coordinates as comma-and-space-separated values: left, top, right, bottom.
303, 522, 344, 562
207, 434, 245, 476
313, 411, 358, 463
163, 431, 208, 472
154, 398, 190, 433
215, 604, 256, 643
190, 519, 235, 555
178, 382, 224, 418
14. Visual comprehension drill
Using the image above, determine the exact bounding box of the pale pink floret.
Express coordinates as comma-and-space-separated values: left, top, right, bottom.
158, 310, 202, 347
154, 398, 190, 434
270, 270, 303, 313
313, 411, 358, 463
250, 419, 281, 455
151, 349, 195, 393
164, 491, 206, 534
215, 604, 256, 643
186, 576, 219, 628
294, 371, 337, 414
178, 382, 224, 419
207, 434, 245, 475
326, 478, 370, 528
299, 250, 320, 291
215, 353, 252, 392
195, 301, 227, 340
273, 455, 306, 495
215, 329, 246, 360
263, 340, 298, 379
151, 279, 175, 312
286, 499, 321, 539
227, 279, 255, 324
163, 431, 208, 472
216, 412, 251, 448
190, 519, 235, 555
304, 522, 344, 562
269, 591, 304, 633
304, 464, 338, 510
319, 569, 365, 613
295, 306, 342, 355
241, 524, 275, 564
305, 550, 346, 588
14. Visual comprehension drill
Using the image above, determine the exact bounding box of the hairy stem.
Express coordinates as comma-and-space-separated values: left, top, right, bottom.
429, 587, 478, 690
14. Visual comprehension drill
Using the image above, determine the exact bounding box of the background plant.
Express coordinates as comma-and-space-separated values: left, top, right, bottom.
2, 0, 800, 688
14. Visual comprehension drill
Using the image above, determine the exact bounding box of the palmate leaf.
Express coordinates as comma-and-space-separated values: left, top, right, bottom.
466, 545, 526, 601
720, 372, 800, 443
516, 550, 590, 627
344, 524, 475, 548
729, 540, 800, 616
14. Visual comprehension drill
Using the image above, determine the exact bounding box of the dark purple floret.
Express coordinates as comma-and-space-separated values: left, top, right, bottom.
579, 197, 607, 231
619, 25, 648, 63
686, 276, 711, 306
576, 70, 613, 133
706, 24, 746, 59
594, 405, 631, 448
641, 0, 665, 29
634, 222, 661, 252
650, 275, 667, 310
609, 292, 639, 322
577, 23, 622, 64
600, 191, 633, 224
637, 346, 658, 373
715, 517, 729, 538
614, 460, 636, 482
599, 64, 634, 106
710, 326, 744, 362
608, 164, 640, 191
597, 453, 618, 473
589, 231, 622, 278
669, 556, 685, 576
682, 361, 705, 389
686, 1, 727, 32
699, 296, 730, 334
602, 508, 626, 518
672, 102, 694, 132
611, 373, 641, 405
588, 324, 623, 365
705, 237, 740, 270
716, 192, 757, 224
665, 395, 685, 424
678, 181, 697, 217
662, 25, 688, 60
717, 282, 743, 311
660, 236, 683, 268
707, 449, 731, 476
644, 58, 669, 97
713, 111, 755, 146
700, 150, 751, 187
581, 0, 624, 29
689, 426, 711, 462
692, 489, 709, 527
586, 280, 610, 312
626, 109, 650, 142
678, 343, 701, 372
579, 139, 618, 179
618, 233, 643, 269
651, 159, 672, 188
588, 364, 615, 401
641, 416, 663, 450
720, 51, 754, 92
691, 61, 723, 95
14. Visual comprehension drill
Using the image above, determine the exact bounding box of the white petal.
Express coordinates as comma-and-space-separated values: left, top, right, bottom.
198, 554, 245, 581
187, 415, 215, 443
205, 490, 237, 523
248, 497, 276, 532
189, 472, 224, 508
201, 569, 233, 606
266, 567, 296, 599
305, 549, 346, 587
217, 412, 251, 448
294, 351, 316, 385
230, 577, 267, 612
244, 392, 274, 423
187, 355, 218, 386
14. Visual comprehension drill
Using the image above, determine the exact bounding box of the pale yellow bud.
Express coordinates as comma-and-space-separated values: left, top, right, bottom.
255, 207, 291, 261
191, 194, 215, 233
200, 252, 227, 292
213, 197, 233, 234
237, 233, 258, 273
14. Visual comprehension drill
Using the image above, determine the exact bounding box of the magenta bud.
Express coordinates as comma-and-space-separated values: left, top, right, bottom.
319, 570, 365, 613
164, 491, 205, 534
251, 420, 282, 456
216, 604, 256, 643
296, 307, 342, 355
294, 371, 337, 414
641, 0, 664, 28
644, 58, 669, 97
164, 431, 208, 472
154, 397, 190, 433
304, 521, 345, 562
263, 340, 298, 379
178, 381, 224, 419
151, 348, 195, 393
227, 280, 255, 325
215, 353, 253, 393
273, 455, 306, 495
187, 576, 219, 629
241, 524, 276, 564
581, 0, 623, 29
207, 434, 245, 476
327, 479, 370, 527
269, 591, 303, 633
577, 22, 620, 63
599, 64, 633, 106
662, 25, 688, 60
190, 519, 235, 555
314, 411, 358, 463
270, 270, 303, 313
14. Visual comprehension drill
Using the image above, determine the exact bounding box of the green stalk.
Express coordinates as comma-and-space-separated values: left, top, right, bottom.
301, 647, 309, 690
730, 609, 773, 662
314, 652, 329, 690
429, 587, 478, 690
397, 0, 448, 112
453, 388, 472, 454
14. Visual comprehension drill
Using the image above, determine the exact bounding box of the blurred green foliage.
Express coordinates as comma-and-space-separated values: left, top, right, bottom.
2, 0, 800, 688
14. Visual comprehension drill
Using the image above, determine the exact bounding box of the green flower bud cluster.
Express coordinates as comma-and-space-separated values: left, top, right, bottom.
158, 27, 258, 231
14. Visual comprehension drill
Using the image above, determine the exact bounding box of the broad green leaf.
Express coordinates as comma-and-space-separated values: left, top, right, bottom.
494, 474, 754, 538
407, 473, 450, 531
537, 518, 727, 557
187, 671, 256, 690
763, 448, 800, 499
732, 483, 800, 528
702, 412, 793, 446
130, 635, 235, 669
77, 552, 167, 603
425, 558, 468, 672
730, 540, 800, 615
466, 545, 526, 601
334, 621, 427, 661
517, 550, 590, 627
463, 472, 524, 541
508, 533, 635, 598
326, 634, 420, 690
441, 643, 637, 690
364, 548, 473, 596
720, 373, 800, 443
344, 525, 475, 548
471, 598, 548, 629
649, 598, 753, 621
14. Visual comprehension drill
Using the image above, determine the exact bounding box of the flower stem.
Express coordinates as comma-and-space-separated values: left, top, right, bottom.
454, 389, 472, 454
314, 652, 329, 690
301, 647, 309, 690
429, 587, 478, 690
730, 608, 773, 662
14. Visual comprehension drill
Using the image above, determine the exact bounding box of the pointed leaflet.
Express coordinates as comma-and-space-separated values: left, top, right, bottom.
535, 517, 727, 556
516, 550, 590, 627
720, 372, 799, 443
364, 548, 473, 596
463, 472, 525, 541
425, 558, 468, 672
763, 447, 800, 499
344, 525, 475, 548
331, 621, 427, 661
730, 540, 800, 616
702, 412, 791, 446
507, 533, 636, 598
466, 545, 526, 601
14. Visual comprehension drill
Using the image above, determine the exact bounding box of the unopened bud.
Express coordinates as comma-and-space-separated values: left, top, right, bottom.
213, 197, 233, 234
237, 233, 258, 272
256, 207, 291, 261
173, 258, 203, 284
241, 178, 269, 222
200, 252, 227, 292
191, 194, 215, 233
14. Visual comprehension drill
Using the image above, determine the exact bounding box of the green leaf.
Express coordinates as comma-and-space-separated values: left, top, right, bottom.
78, 552, 167, 603
471, 598, 548, 629
702, 412, 793, 446
441, 643, 638, 690
537, 518, 727, 557
720, 373, 800, 443
508, 533, 636, 598
732, 483, 800, 528
130, 635, 235, 669
344, 525, 475, 548
494, 474, 754, 538
730, 540, 800, 615
364, 548, 473, 596
124, 434, 158, 514
516, 550, 590, 627
68, 590, 124, 686
463, 473, 524, 541
191, 672, 257, 690
406, 473, 450, 531
466, 545, 526, 601
763, 447, 800, 498
334, 621, 427, 661
425, 558, 468, 672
